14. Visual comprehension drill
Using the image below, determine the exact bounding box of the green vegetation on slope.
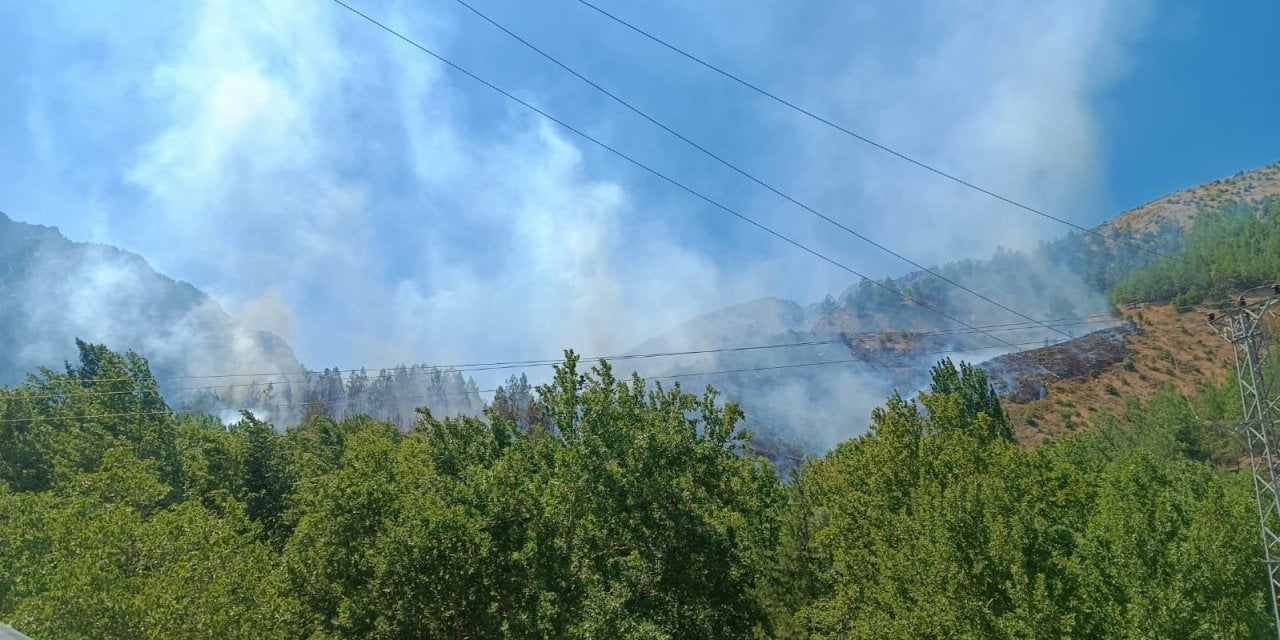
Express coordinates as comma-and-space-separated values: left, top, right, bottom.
826, 214, 1179, 339
763, 366, 1266, 639
1111, 197, 1280, 308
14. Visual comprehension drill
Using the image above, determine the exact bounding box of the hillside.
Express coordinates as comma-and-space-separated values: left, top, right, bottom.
991, 302, 1238, 444
627, 297, 810, 353
6, 160, 1276, 442
0, 212, 485, 425
630, 161, 1278, 453
987, 190, 1280, 445
0, 211, 306, 388
983, 187, 1280, 446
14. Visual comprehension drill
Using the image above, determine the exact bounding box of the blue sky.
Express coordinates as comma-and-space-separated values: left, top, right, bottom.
1, 0, 1277, 372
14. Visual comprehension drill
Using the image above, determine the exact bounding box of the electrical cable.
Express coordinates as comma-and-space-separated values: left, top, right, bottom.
324, 0, 1045, 357
452, 0, 1074, 341
0, 337, 1061, 425
571, 0, 1169, 259
27, 313, 1118, 390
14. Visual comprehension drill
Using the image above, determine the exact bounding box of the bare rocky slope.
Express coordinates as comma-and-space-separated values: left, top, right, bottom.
993, 302, 1240, 445
1100, 160, 1280, 235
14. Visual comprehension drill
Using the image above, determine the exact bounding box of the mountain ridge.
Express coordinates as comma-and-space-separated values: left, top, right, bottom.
1100, 160, 1280, 235
0, 210, 306, 387
0, 211, 489, 426
623, 160, 1277, 454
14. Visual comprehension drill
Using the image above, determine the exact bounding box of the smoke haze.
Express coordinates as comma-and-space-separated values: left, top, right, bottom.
0, 0, 1153, 441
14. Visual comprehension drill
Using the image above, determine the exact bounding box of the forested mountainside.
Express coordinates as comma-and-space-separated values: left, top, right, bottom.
0, 212, 484, 426
0, 212, 305, 387
180, 364, 486, 427
1110, 197, 1280, 307
3, 162, 1277, 454
634, 162, 1280, 453
990, 194, 1280, 444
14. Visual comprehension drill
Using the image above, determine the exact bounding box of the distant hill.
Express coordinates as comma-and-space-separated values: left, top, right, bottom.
0, 212, 484, 426
628, 297, 811, 354
629, 161, 1278, 456
1101, 161, 1280, 235
622, 237, 1125, 455
0, 212, 305, 388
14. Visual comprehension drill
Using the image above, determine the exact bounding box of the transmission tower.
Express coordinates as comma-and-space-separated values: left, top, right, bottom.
1209, 286, 1280, 637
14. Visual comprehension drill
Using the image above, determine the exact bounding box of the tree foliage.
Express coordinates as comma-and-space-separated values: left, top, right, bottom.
1111, 197, 1280, 307
0, 342, 1271, 638
0, 344, 780, 639
762, 375, 1270, 639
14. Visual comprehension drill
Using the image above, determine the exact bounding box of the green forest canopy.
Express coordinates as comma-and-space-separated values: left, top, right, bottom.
0, 340, 1270, 638
1110, 197, 1280, 309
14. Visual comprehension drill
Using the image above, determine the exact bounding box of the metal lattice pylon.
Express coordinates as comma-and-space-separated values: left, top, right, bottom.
1210, 295, 1280, 636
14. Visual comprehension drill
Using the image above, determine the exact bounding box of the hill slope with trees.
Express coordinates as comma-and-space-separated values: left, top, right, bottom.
0, 211, 305, 388
4, 166, 1280, 637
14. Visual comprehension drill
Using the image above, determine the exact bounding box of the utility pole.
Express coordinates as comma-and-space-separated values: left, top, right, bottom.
1209, 286, 1280, 638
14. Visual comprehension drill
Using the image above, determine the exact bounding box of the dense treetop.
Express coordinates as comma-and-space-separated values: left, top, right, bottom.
1110, 197, 1280, 308
0, 340, 1269, 638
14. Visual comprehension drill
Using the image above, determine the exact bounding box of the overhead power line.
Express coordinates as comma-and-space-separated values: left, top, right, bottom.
0, 337, 1062, 424
452, 0, 1074, 342
226, 313, 1114, 382
15, 315, 1119, 402
32, 312, 1119, 389
572, 0, 1168, 259
327, 0, 1025, 353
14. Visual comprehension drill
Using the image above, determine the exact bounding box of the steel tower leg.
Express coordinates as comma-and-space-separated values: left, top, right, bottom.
1211, 297, 1280, 638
